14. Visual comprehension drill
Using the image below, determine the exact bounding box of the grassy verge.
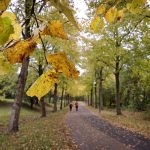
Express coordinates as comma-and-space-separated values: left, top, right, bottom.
86, 105, 150, 139
0, 103, 76, 150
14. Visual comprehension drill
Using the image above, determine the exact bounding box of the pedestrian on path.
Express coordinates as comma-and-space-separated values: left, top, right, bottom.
75, 101, 78, 111
69, 102, 73, 111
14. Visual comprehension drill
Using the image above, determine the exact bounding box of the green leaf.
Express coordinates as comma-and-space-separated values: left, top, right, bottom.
0, 16, 14, 45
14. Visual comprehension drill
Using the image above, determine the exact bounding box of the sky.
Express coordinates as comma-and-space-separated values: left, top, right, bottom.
72, 0, 88, 21
72, 0, 89, 75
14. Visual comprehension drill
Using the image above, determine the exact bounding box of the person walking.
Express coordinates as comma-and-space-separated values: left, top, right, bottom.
69, 102, 73, 111
75, 101, 78, 111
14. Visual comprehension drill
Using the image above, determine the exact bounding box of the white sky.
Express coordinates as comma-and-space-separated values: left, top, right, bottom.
73, 0, 88, 21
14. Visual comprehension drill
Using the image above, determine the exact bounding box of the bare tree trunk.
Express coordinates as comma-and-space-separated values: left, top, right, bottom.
30, 97, 34, 109
64, 94, 66, 107
9, 57, 29, 132
8, 0, 34, 132
94, 83, 97, 108
38, 64, 46, 117
99, 68, 103, 112
53, 83, 58, 112
94, 71, 98, 108
88, 95, 90, 106
115, 56, 121, 115
49, 91, 52, 104
41, 97, 46, 117
67, 94, 70, 105
90, 88, 93, 106
60, 87, 64, 110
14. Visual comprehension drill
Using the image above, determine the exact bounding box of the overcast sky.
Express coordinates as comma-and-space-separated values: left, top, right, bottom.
73, 0, 88, 21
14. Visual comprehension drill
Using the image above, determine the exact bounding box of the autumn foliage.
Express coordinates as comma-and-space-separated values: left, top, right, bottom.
27, 70, 59, 100
47, 52, 79, 79
90, 0, 147, 32
4, 39, 36, 64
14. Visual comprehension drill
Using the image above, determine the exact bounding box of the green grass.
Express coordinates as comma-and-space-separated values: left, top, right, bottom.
0, 100, 76, 150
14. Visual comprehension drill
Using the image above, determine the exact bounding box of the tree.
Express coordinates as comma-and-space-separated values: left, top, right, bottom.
0, 0, 80, 132
9, 0, 34, 132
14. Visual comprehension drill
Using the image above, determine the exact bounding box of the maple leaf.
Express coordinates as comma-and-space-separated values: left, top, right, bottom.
26, 70, 59, 100
47, 52, 79, 79
0, 0, 10, 11
41, 20, 68, 39
4, 38, 36, 64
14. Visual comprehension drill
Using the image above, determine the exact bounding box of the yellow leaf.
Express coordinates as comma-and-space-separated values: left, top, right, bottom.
46, 0, 80, 30
0, 0, 10, 11
26, 70, 59, 100
41, 20, 68, 39
0, 52, 11, 76
90, 16, 104, 32
117, 9, 124, 22
4, 38, 36, 64
0, 17, 4, 33
96, 5, 105, 15
47, 52, 79, 79
1, 12, 22, 41
105, 7, 117, 23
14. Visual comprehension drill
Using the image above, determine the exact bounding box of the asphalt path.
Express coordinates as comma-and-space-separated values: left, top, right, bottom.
66, 102, 150, 150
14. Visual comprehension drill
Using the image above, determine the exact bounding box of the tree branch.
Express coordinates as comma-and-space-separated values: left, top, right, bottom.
29, 64, 38, 72
32, 11, 48, 64
120, 16, 146, 43
96, 58, 115, 69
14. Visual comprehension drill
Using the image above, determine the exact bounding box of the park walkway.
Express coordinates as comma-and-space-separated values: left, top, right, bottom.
66, 102, 150, 150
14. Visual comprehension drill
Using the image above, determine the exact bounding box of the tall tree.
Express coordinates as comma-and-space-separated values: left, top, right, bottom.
9, 0, 34, 132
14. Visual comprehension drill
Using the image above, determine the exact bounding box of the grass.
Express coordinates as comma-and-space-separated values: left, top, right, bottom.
87, 105, 150, 139
0, 100, 76, 150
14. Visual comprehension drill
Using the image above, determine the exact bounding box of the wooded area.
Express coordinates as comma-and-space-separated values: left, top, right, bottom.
0, 0, 150, 149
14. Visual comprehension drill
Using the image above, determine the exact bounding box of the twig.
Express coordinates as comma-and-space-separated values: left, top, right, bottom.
33, 12, 48, 64
29, 64, 38, 72
120, 16, 146, 43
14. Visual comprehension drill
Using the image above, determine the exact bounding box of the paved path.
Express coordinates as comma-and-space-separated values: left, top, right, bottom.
66, 102, 150, 150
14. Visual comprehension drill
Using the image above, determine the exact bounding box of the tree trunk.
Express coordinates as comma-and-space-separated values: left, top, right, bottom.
53, 83, 58, 112
90, 88, 93, 106
68, 94, 70, 105
94, 84, 97, 108
94, 71, 98, 108
49, 91, 52, 104
41, 97, 46, 117
38, 64, 46, 117
64, 94, 66, 107
9, 57, 30, 132
60, 87, 64, 110
88, 95, 90, 106
115, 56, 121, 115
99, 68, 103, 112
94, 82, 97, 108
8, 0, 33, 132
30, 98, 34, 109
